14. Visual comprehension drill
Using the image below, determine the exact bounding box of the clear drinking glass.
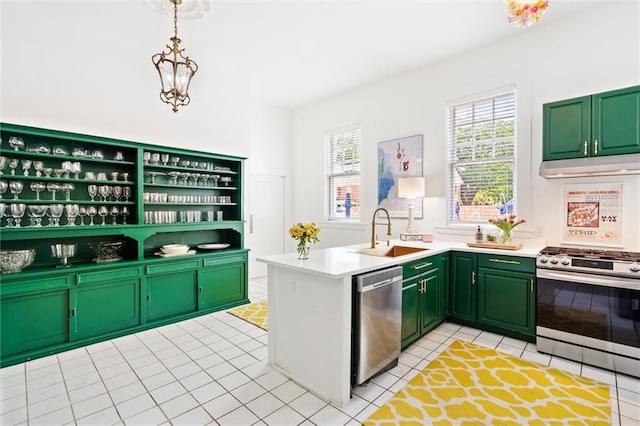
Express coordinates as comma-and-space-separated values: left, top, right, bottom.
78, 206, 87, 226
87, 206, 97, 226
0, 156, 7, 175
30, 182, 45, 200
72, 162, 81, 179
65, 204, 79, 226
161, 154, 169, 165
123, 186, 131, 202
98, 206, 108, 225
33, 161, 45, 177
8, 137, 24, 151
0, 180, 7, 199
9, 181, 23, 199
63, 183, 74, 201
27, 205, 48, 227
47, 183, 61, 201
8, 158, 19, 175
11, 203, 26, 227
143, 151, 151, 164
61, 161, 72, 178
112, 186, 122, 201
121, 206, 129, 224
98, 185, 110, 202
88, 184, 98, 201
21, 159, 32, 176
48, 204, 64, 226
110, 206, 119, 225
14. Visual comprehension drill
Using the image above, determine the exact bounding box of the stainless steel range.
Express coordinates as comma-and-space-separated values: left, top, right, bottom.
536, 246, 640, 377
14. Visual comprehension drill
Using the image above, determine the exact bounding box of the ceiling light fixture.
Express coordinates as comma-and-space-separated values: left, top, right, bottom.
506, 0, 549, 28
152, 0, 198, 113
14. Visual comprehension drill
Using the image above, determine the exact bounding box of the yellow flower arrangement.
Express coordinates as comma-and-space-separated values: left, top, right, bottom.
289, 222, 321, 259
506, 0, 549, 28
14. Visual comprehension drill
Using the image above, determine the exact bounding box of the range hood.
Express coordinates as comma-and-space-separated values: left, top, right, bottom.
539, 153, 640, 178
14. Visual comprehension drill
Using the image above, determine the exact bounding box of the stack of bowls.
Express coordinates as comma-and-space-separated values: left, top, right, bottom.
160, 244, 190, 255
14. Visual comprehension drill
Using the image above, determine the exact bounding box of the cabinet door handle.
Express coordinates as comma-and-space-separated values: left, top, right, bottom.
472, 271, 476, 285
414, 262, 433, 270
594, 140, 598, 155
530, 278, 535, 293
70, 308, 76, 317
199, 286, 203, 293
424, 280, 428, 292
584, 141, 588, 156
489, 258, 521, 265
146, 294, 150, 301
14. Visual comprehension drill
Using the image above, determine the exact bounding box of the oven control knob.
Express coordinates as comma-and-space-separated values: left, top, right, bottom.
538, 255, 548, 264
549, 256, 559, 264
560, 257, 571, 265
630, 262, 640, 273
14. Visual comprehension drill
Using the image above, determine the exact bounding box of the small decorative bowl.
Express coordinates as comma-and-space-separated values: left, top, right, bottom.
0, 249, 36, 274
88, 241, 125, 263
160, 244, 189, 255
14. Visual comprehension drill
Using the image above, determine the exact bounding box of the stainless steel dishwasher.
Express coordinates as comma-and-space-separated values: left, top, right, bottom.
353, 266, 403, 386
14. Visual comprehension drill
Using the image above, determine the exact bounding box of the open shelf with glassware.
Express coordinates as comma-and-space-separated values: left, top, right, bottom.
0, 122, 248, 367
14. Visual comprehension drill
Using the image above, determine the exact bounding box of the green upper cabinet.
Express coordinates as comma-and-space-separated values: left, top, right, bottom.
543, 85, 640, 161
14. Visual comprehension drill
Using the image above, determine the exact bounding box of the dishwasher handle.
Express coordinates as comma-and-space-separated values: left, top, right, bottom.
359, 275, 402, 293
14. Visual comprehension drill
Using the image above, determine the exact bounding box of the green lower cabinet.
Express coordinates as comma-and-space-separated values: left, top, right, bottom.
401, 281, 420, 347
71, 278, 141, 340
440, 253, 450, 319
420, 268, 440, 334
477, 268, 535, 337
1, 289, 69, 360
450, 252, 477, 323
199, 256, 247, 310
147, 270, 198, 322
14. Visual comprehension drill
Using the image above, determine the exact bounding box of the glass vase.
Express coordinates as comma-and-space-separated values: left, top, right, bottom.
297, 241, 310, 260
499, 229, 513, 245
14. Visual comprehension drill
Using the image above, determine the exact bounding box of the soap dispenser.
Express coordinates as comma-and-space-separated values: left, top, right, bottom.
475, 226, 483, 243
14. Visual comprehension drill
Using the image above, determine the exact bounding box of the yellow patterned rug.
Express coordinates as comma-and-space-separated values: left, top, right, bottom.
363, 340, 611, 425
227, 301, 268, 331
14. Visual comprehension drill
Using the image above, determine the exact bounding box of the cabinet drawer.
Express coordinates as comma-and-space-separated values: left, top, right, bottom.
1, 276, 71, 296
477, 254, 534, 273
77, 267, 142, 285
403, 254, 439, 278
146, 259, 201, 275
203, 254, 246, 268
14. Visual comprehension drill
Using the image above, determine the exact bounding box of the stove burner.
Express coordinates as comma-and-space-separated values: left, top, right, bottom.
539, 246, 640, 262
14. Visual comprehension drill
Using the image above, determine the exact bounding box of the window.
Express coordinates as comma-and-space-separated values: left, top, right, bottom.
326, 125, 361, 220
448, 91, 516, 223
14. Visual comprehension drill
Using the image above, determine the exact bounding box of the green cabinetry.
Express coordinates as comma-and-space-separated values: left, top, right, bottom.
146, 260, 199, 322
449, 251, 535, 342
543, 85, 640, 160
401, 254, 446, 348
199, 254, 247, 310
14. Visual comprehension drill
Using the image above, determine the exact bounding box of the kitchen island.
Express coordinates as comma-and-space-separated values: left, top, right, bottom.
256, 240, 541, 406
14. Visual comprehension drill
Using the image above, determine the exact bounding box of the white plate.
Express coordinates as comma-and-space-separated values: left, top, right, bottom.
197, 243, 230, 250
154, 250, 197, 257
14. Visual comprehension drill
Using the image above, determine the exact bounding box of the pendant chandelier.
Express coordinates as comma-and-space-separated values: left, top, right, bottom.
505, 0, 549, 28
152, 0, 198, 113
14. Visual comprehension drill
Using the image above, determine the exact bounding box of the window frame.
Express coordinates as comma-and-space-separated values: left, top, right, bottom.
325, 124, 361, 222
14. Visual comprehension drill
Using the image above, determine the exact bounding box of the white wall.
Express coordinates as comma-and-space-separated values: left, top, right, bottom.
291, 2, 640, 251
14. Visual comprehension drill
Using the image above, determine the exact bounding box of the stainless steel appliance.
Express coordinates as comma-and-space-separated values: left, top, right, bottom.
353, 266, 403, 386
536, 246, 640, 377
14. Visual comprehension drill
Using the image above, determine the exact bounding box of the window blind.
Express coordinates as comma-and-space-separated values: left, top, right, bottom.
448, 92, 516, 223
326, 126, 361, 220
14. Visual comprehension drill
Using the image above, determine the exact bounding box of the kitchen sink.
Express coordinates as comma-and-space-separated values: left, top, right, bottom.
355, 245, 429, 257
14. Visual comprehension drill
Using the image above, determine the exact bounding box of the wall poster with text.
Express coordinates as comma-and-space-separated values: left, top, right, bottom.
562, 183, 622, 247
377, 134, 423, 218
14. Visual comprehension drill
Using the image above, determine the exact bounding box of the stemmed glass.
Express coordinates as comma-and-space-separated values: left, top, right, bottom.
10, 181, 23, 199
27, 205, 48, 227
87, 206, 97, 226
33, 161, 45, 177
168, 171, 180, 185
8, 137, 24, 151
11, 203, 26, 227
53, 168, 64, 178
110, 206, 119, 225
8, 158, 19, 175
121, 206, 129, 224
180, 172, 189, 185
121, 172, 129, 182
61, 161, 72, 179
0, 203, 6, 227
65, 204, 79, 226
0, 180, 7, 199
170, 156, 180, 166
72, 162, 81, 179
88, 184, 98, 201
212, 175, 220, 187
123, 186, 131, 202
30, 182, 46, 200
98, 206, 108, 225
150, 153, 160, 165
147, 171, 159, 184
62, 183, 74, 201
47, 183, 62, 201
78, 206, 87, 226
161, 153, 169, 166
21, 159, 32, 176
48, 204, 64, 226
44, 167, 53, 178
98, 185, 110, 202
143, 151, 151, 164
0, 156, 7, 175
110, 171, 119, 182
112, 186, 122, 201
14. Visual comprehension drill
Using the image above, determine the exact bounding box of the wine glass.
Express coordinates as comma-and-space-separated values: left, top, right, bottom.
8, 158, 19, 175
0, 202, 7, 227
8, 137, 24, 151
72, 162, 81, 179
9, 181, 23, 199
33, 161, 45, 177
110, 206, 119, 225
161, 153, 169, 165
62, 183, 74, 201
180, 172, 189, 185
123, 186, 131, 202
0, 180, 7, 199
61, 161, 72, 179
98, 185, 109, 202
47, 183, 62, 201
121, 206, 129, 224
150, 153, 160, 165
121, 172, 129, 182
27, 205, 48, 227
48, 204, 64, 226
53, 168, 64, 178
87, 206, 97, 226
110, 171, 119, 182
65, 204, 79, 226
212, 175, 220, 187
98, 205, 108, 225
88, 184, 98, 201
78, 206, 87, 226
44, 167, 53, 178
143, 151, 151, 164
21, 159, 32, 176
30, 182, 45, 200
112, 186, 122, 201
11, 203, 26, 227
0, 156, 7, 175
168, 171, 179, 185
170, 156, 180, 166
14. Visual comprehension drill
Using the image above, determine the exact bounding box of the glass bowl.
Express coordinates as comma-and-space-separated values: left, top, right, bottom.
1, 249, 36, 274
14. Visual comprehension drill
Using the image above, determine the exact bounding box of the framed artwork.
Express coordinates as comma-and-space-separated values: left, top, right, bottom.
562, 183, 622, 247
377, 134, 423, 218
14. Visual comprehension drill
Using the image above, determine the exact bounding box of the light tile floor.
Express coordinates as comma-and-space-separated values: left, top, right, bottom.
1, 277, 639, 425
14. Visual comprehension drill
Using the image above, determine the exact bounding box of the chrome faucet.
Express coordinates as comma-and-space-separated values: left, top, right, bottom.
371, 208, 392, 248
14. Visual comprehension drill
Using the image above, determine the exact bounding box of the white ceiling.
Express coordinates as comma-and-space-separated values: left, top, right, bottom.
4, 0, 619, 109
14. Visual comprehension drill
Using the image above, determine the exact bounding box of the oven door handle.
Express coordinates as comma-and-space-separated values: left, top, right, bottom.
537, 268, 639, 290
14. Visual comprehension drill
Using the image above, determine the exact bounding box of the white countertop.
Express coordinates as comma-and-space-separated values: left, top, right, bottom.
256, 239, 544, 279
